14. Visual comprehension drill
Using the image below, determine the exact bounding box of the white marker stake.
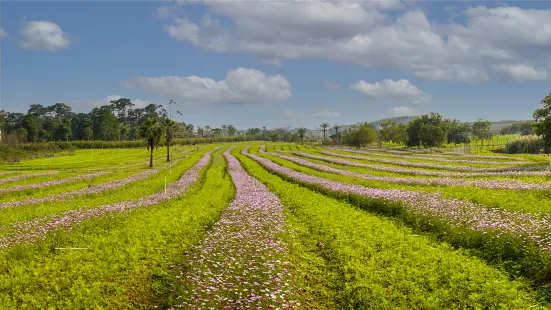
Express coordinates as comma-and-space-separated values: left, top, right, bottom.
164, 175, 167, 194
170, 163, 172, 174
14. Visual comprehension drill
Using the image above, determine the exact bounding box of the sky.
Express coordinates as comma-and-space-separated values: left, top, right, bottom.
1, 0, 551, 129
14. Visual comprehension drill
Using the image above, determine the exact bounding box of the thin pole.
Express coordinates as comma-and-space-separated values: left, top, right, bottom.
164, 174, 167, 194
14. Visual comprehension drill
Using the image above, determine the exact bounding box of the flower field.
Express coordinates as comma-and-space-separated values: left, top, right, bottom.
2, 143, 551, 309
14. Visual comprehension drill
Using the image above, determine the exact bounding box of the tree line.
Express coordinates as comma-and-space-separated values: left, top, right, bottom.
308, 114, 499, 149
0, 100, 308, 144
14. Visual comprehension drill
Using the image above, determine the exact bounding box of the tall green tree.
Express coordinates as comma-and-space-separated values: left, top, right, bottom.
406, 113, 448, 148
447, 120, 471, 145
21, 114, 40, 143
91, 106, 120, 141
163, 119, 178, 162
533, 92, 551, 152
53, 119, 72, 141
297, 127, 308, 145
342, 122, 377, 148
320, 122, 330, 142
378, 120, 396, 145
140, 117, 164, 168
333, 124, 341, 145
472, 119, 492, 141
227, 125, 237, 137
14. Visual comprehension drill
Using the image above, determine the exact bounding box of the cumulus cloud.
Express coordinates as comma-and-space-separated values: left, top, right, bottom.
67, 95, 153, 111
351, 79, 431, 104
492, 64, 549, 81
119, 67, 291, 105
162, 2, 551, 83
324, 81, 341, 89
20, 21, 71, 52
0, 28, 8, 39
388, 106, 422, 117
284, 108, 342, 119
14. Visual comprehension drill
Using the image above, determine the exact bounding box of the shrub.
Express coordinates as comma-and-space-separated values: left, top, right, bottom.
504, 135, 542, 154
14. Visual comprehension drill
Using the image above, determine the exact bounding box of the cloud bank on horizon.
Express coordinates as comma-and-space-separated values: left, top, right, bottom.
1, 1, 550, 128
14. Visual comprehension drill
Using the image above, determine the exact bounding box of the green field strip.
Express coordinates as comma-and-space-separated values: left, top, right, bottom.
0, 148, 214, 232
234, 147, 548, 309
244, 146, 551, 301
0, 148, 197, 203
256, 147, 551, 215
0, 149, 233, 309
296, 147, 551, 181
321, 149, 544, 170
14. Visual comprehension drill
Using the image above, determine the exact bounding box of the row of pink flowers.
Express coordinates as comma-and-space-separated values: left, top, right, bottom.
260, 147, 551, 191
293, 151, 551, 177
0, 150, 214, 250
0, 172, 108, 195
0, 158, 184, 209
321, 151, 544, 172
361, 147, 526, 161
0, 172, 17, 177
333, 148, 524, 165
168, 149, 299, 309
245, 147, 551, 253
0, 172, 59, 185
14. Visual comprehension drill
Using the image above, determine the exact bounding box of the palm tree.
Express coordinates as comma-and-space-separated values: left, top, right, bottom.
140, 117, 164, 168
320, 122, 330, 142
333, 124, 340, 145
297, 127, 308, 145
163, 119, 178, 162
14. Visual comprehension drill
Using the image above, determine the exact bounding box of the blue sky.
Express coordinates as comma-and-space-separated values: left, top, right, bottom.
1, 0, 551, 129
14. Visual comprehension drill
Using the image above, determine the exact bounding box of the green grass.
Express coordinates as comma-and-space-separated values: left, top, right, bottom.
234, 146, 548, 309
2, 141, 551, 308
0, 148, 213, 232
256, 148, 551, 215
0, 148, 234, 309
0, 148, 195, 203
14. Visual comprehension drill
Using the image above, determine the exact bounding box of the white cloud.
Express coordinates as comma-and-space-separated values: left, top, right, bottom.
351, 79, 431, 104
162, 3, 551, 83
388, 106, 422, 117
324, 81, 341, 89
119, 67, 291, 105
67, 95, 153, 111
492, 64, 549, 81
0, 28, 8, 39
20, 21, 71, 52
155, 5, 183, 20
284, 108, 342, 119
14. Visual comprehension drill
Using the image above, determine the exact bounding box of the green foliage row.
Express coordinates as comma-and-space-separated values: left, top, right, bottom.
250, 147, 551, 299
234, 146, 547, 309
0, 148, 208, 230
506, 135, 544, 154
269, 148, 551, 216
0, 149, 233, 309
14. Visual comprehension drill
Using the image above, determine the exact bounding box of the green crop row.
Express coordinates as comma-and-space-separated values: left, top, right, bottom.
0, 148, 212, 232
233, 146, 548, 309
0, 148, 233, 309
256, 148, 551, 215
247, 145, 551, 301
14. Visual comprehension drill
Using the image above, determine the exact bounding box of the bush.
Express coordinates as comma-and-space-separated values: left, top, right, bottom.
504, 135, 542, 154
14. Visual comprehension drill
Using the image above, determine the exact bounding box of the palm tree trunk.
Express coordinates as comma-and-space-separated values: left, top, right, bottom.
150, 144, 154, 168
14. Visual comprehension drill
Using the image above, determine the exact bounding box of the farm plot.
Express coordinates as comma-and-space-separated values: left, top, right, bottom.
248, 144, 551, 299
2, 143, 551, 309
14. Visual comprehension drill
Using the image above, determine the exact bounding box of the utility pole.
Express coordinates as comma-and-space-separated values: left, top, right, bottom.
168, 99, 176, 120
